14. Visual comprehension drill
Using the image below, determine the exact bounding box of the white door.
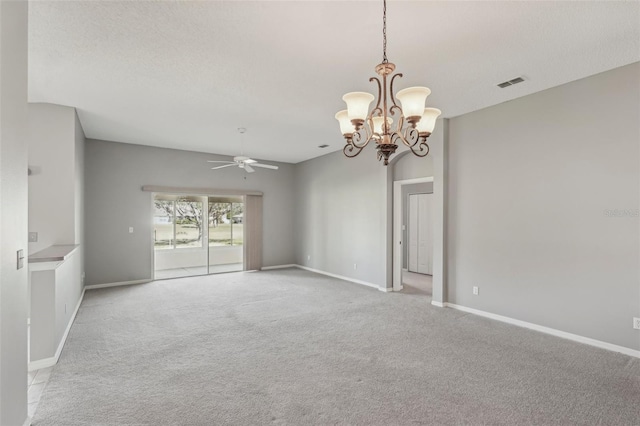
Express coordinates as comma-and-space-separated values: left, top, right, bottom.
408, 194, 419, 272
417, 194, 433, 274
408, 193, 433, 275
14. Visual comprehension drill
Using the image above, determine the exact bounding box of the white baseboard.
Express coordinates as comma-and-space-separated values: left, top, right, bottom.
28, 356, 56, 371
261, 264, 297, 271
29, 288, 85, 372
85, 279, 151, 290
294, 265, 384, 292
446, 302, 640, 359
431, 300, 445, 308
23, 416, 32, 426
54, 287, 85, 359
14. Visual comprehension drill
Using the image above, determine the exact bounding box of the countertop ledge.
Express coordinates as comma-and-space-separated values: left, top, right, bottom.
29, 244, 80, 263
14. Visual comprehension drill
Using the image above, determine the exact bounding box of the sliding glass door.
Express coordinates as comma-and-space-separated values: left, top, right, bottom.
153, 194, 244, 280
208, 200, 244, 274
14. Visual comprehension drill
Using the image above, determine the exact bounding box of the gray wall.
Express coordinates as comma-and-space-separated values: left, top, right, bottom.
84, 139, 296, 285
0, 1, 29, 424
294, 150, 388, 287
293, 130, 444, 291
447, 62, 640, 351
402, 182, 433, 270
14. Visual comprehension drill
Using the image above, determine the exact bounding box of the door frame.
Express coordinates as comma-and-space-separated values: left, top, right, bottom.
393, 176, 433, 291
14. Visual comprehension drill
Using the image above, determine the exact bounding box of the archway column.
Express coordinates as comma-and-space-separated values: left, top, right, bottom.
431, 119, 448, 306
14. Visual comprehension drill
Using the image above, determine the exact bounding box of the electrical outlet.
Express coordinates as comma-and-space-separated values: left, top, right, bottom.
28, 232, 38, 242
353, 263, 357, 270
129, 227, 134, 233
633, 317, 640, 330
307, 255, 311, 261
472, 286, 479, 296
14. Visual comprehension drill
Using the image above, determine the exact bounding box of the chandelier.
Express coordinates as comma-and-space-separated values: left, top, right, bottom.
335, 0, 441, 166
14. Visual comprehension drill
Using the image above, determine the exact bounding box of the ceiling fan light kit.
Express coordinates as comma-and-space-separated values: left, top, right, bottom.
336, 0, 441, 166
207, 129, 279, 173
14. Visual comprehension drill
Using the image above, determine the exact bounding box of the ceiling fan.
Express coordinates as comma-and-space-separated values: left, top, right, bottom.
208, 128, 279, 173
208, 156, 278, 173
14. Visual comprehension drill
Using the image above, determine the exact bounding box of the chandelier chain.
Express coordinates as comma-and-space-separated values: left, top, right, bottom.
382, 0, 388, 63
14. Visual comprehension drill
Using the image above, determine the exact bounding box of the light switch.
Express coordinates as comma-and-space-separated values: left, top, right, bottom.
17, 250, 24, 270
128, 227, 134, 233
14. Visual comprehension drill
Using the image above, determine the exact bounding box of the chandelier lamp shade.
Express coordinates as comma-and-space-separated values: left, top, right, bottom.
335, 0, 441, 165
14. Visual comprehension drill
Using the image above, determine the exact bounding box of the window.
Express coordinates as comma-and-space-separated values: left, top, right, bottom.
208, 202, 243, 246
153, 200, 174, 249
154, 197, 204, 249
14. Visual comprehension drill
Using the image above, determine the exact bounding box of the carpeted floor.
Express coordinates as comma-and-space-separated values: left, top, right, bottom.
402, 271, 432, 296
34, 268, 639, 425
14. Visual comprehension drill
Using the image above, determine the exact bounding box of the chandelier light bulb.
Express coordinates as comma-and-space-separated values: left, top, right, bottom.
396, 87, 431, 124
342, 92, 375, 124
416, 108, 442, 135
372, 116, 393, 135
335, 110, 355, 136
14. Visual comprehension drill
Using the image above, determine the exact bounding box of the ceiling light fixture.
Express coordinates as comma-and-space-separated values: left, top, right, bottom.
335, 0, 441, 166
207, 128, 279, 173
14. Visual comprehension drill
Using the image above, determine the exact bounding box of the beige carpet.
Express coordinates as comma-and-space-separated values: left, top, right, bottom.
33, 268, 639, 425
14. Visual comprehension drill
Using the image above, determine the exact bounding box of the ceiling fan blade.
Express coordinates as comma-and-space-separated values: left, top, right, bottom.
207, 160, 233, 164
244, 164, 255, 173
251, 163, 279, 170
211, 164, 237, 170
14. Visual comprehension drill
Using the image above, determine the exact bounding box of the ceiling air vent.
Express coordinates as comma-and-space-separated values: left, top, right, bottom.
318, 144, 330, 148
497, 77, 525, 88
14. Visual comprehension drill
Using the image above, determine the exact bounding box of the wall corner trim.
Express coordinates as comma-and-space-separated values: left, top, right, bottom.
431, 300, 445, 308
445, 303, 640, 359
85, 279, 152, 290
294, 265, 383, 292
29, 288, 85, 372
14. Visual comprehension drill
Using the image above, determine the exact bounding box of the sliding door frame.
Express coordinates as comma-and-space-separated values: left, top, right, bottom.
145, 186, 263, 279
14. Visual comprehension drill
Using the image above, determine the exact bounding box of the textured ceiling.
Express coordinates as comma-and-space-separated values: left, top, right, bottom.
28, 1, 640, 163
